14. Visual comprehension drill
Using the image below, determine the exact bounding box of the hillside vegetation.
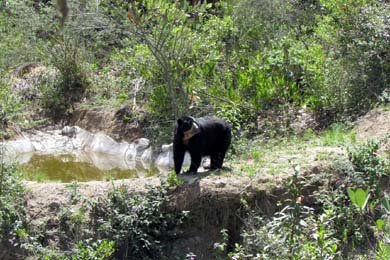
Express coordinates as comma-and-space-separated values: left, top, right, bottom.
0, 0, 389, 259
0, 0, 388, 140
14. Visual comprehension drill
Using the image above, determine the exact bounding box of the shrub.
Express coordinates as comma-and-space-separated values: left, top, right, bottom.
0, 160, 27, 253
40, 35, 89, 121
91, 184, 187, 259
0, 79, 22, 133
223, 140, 389, 258
19, 182, 187, 259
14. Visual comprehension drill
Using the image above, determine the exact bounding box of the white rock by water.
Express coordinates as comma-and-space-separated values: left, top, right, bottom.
0, 126, 180, 173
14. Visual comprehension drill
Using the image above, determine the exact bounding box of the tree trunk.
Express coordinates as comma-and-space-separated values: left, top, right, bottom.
1, 0, 6, 11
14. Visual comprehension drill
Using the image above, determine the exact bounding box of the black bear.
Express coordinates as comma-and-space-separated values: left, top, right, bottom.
173, 116, 231, 174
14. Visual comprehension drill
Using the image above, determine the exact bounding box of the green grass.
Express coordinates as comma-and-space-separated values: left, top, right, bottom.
320, 123, 356, 146
229, 125, 356, 178
315, 151, 331, 161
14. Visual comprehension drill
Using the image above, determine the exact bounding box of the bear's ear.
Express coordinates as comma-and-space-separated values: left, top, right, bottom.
177, 118, 183, 126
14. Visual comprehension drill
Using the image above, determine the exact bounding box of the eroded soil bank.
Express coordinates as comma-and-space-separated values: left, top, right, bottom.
24, 174, 288, 259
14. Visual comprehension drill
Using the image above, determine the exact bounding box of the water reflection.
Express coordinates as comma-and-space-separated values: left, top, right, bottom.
19, 153, 159, 183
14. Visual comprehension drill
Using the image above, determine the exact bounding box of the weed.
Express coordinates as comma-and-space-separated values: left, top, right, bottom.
73, 239, 116, 260
90, 183, 188, 259
167, 171, 184, 187
320, 123, 356, 146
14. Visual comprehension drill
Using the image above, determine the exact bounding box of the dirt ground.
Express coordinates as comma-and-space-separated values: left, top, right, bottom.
354, 107, 390, 141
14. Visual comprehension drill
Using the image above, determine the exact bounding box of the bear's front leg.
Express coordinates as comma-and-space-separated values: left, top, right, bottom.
173, 143, 186, 175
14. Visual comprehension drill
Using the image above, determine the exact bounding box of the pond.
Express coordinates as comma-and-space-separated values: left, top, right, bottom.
18, 153, 160, 183
1, 126, 175, 183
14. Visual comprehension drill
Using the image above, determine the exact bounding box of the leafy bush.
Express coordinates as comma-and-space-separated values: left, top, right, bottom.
0, 79, 22, 133
313, 140, 388, 253
72, 239, 115, 260
40, 32, 89, 121
348, 140, 388, 192
0, 159, 27, 252
0, 5, 46, 73
19, 182, 186, 259
91, 184, 187, 259
223, 140, 389, 258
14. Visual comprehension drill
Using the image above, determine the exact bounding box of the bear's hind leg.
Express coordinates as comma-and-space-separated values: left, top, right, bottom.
187, 152, 201, 174
210, 152, 225, 170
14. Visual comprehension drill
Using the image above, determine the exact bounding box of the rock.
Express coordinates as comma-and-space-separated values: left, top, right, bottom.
2, 139, 35, 164
135, 138, 150, 150
135, 138, 151, 160
48, 202, 61, 212
28, 129, 74, 154
72, 126, 94, 149
87, 132, 130, 156
215, 181, 226, 188
61, 125, 77, 137
4, 139, 35, 154
161, 143, 173, 152
155, 145, 174, 167
139, 147, 153, 165
155, 143, 190, 168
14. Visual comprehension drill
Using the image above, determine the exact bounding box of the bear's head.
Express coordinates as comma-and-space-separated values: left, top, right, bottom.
176, 116, 200, 144
177, 116, 194, 131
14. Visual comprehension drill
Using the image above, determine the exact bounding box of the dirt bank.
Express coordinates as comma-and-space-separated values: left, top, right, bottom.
24, 173, 287, 259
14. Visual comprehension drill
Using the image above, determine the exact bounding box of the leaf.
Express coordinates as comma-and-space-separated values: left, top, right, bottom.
386, 244, 390, 258
347, 188, 356, 204
347, 188, 370, 211
382, 197, 390, 214
375, 219, 385, 231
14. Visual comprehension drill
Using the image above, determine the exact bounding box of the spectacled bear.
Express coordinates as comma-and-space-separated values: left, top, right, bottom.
173, 116, 231, 174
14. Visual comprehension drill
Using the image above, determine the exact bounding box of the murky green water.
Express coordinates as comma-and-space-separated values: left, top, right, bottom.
20, 154, 159, 183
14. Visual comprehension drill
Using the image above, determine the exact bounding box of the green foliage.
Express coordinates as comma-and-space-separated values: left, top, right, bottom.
1, 2, 390, 256
321, 123, 356, 146
347, 188, 370, 211
90, 184, 187, 259
0, 5, 45, 72
18, 183, 186, 259
0, 159, 27, 249
0, 79, 22, 132
28, 239, 116, 260
375, 196, 390, 260
347, 140, 388, 193
223, 140, 389, 258
224, 167, 340, 259
216, 104, 245, 139
317, 140, 388, 249
310, 0, 389, 119
167, 171, 184, 187
1, 0, 389, 129
72, 239, 115, 260
41, 35, 89, 120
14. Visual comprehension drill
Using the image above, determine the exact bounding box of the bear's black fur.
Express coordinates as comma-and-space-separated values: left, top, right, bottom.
173, 116, 231, 174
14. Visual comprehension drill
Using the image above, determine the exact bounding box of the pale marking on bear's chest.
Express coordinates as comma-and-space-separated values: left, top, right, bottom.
182, 123, 200, 146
